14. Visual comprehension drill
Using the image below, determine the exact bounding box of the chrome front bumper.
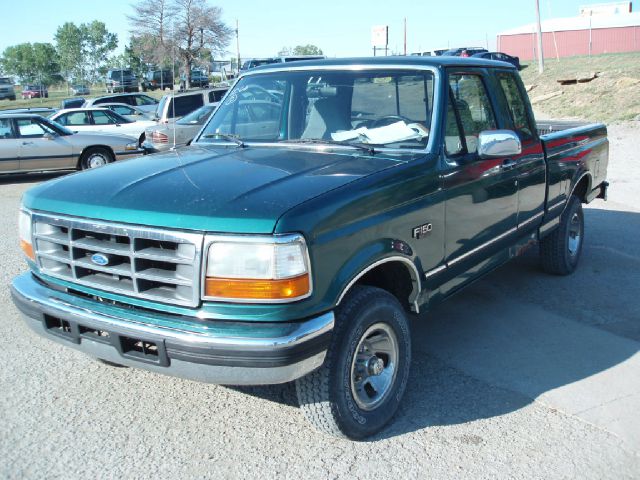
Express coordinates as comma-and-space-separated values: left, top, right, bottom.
11, 273, 333, 385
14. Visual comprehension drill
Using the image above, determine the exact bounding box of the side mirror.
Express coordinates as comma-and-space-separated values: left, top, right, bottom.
478, 130, 521, 158
43, 132, 56, 140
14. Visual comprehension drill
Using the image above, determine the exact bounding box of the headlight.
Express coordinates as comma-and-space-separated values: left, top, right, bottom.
125, 141, 138, 151
204, 235, 311, 302
19, 210, 34, 260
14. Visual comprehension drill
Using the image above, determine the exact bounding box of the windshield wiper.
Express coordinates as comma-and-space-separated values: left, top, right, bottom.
279, 138, 378, 154
201, 133, 246, 147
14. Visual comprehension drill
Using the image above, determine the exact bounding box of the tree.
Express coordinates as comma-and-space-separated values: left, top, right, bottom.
292, 44, 323, 56
128, 0, 175, 66
1, 43, 59, 84
55, 22, 84, 82
82, 21, 118, 82
128, 0, 232, 88
54, 21, 118, 83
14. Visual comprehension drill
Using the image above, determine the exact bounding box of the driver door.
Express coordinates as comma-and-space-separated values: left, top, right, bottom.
17, 118, 75, 171
441, 71, 519, 277
0, 118, 20, 172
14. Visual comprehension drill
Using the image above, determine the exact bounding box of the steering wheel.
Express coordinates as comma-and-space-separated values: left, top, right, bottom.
370, 115, 411, 128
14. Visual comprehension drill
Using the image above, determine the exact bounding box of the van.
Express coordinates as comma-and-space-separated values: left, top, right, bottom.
154, 87, 228, 123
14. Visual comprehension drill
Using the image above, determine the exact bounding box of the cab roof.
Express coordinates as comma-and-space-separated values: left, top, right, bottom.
248, 55, 516, 72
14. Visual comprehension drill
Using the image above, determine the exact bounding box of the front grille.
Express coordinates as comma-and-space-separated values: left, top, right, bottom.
32, 212, 204, 307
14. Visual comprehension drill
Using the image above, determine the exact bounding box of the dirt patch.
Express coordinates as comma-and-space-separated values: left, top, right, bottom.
520, 52, 640, 123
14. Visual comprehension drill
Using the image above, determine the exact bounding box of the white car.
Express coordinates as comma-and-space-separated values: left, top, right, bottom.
50, 108, 157, 145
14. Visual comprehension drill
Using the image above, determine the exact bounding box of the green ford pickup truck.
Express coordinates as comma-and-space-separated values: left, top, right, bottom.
11, 57, 609, 439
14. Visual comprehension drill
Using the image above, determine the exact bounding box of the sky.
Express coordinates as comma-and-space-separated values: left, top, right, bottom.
0, 0, 632, 59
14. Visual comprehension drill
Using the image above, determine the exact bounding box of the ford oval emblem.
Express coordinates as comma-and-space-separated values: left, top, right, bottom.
91, 253, 109, 266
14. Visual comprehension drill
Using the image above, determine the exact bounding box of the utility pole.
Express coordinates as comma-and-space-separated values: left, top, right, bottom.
235, 19, 241, 75
535, 0, 544, 73
404, 18, 407, 56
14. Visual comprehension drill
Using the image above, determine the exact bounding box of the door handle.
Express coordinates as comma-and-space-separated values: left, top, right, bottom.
501, 159, 517, 170
22, 141, 34, 145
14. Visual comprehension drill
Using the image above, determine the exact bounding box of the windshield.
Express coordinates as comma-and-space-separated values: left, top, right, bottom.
197, 69, 435, 149
177, 105, 215, 125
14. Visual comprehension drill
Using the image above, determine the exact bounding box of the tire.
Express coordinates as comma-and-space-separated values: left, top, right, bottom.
540, 194, 584, 275
296, 286, 411, 439
9, 95, 16, 101
80, 147, 114, 170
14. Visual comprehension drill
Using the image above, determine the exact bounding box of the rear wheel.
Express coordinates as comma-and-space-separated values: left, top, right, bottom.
296, 286, 411, 439
80, 147, 114, 170
540, 194, 584, 275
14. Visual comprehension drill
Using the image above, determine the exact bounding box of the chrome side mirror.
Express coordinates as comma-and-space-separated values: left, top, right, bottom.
478, 130, 521, 158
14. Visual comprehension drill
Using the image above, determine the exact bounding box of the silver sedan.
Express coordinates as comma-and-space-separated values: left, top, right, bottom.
143, 104, 216, 152
0, 113, 145, 173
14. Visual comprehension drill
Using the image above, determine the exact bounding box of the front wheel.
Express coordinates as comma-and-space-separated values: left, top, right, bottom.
80, 147, 114, 170
296, 286, 411, 439
540, 194, 584, 275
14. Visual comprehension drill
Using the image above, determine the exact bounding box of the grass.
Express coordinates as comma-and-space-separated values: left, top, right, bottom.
519, 52, 640, 123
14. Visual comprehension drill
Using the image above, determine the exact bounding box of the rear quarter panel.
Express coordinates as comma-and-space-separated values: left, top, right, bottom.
541, 122, 608, 216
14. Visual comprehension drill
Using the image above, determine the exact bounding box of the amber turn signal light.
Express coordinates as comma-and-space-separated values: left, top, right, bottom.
205, 274, 310, 300
20, 240, 35, 261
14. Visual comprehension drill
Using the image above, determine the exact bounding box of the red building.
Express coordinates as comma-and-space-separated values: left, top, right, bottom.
497, 12, 640, 60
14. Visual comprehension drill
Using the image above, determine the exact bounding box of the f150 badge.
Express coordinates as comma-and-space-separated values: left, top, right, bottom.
412, 223, 433, 239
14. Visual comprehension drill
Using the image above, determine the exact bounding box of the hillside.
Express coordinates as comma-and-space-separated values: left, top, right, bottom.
519, 52, 640, 123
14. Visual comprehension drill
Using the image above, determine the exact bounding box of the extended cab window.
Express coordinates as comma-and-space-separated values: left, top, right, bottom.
498, 72, 535, 140
445, 74, 496, 156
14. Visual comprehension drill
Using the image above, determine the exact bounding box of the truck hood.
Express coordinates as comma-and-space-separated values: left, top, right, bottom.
24, 145, 406, 233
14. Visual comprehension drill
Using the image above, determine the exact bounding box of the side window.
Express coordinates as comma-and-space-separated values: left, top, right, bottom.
111, 105, 132, 115
135, 95, 156, 106
0, 118, 15, 139
63, 111, 90, 125
209, 90, 227, 102
446, 74, 496, 155
498, 72, 534, 140
16, 119, 47, 138
444, 96, 464, 156
173, 95, 204, 118
92, 110, 114, 125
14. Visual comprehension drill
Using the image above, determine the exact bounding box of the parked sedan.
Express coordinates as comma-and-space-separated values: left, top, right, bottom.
71, 84, 90, 96
50, 108, 157, 145
21, 85, 48, 99
83, 93, 159, 113
143, 104, 216, 152
0, 113, 144, 173
97, 102, 154, 121
472, 51, 521, 70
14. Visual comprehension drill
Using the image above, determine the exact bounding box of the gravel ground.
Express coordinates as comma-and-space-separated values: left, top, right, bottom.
1, 123, 639, 479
